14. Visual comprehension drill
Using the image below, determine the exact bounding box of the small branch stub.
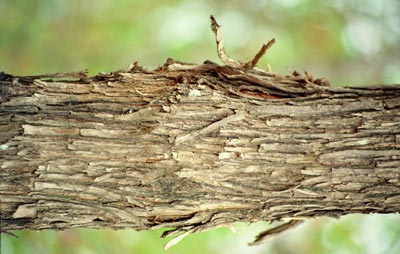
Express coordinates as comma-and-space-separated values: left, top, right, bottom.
210, 15, 275, 69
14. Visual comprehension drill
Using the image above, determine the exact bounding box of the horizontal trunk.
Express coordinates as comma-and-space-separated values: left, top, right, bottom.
1, 62, 400, 233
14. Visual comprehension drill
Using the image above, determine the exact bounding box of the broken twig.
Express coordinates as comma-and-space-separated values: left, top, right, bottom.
210, 15, 242, 68
210, 15, 275, 69
249, 220, 303, 246
243, 38, 276, 69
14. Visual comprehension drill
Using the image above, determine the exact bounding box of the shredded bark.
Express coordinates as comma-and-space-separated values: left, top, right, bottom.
1, 16, 399, 246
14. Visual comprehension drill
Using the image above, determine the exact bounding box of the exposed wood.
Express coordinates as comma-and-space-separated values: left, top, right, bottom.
1, 59, 399, 238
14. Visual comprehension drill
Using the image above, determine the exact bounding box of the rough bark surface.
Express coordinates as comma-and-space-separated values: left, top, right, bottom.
1, 60, 400, 235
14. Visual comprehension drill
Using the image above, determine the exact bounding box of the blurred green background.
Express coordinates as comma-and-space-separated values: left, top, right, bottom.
1, 0, 400, 253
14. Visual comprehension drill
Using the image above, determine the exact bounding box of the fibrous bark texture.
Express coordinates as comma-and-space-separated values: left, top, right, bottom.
1, 61, 400, 235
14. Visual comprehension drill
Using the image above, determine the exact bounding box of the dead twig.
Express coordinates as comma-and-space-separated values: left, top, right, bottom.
248, 220, 303, 246
210, 15, 242, 68
242, 38, 276, 69
1, 229, 19, 238
210, 15, 275, 69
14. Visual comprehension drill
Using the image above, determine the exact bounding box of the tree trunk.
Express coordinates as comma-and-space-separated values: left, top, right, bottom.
1, 61, 400, 235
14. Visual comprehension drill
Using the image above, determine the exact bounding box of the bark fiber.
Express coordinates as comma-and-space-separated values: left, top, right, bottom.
1, 61, 400, 234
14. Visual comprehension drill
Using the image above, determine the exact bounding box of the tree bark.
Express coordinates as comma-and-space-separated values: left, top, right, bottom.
1, 61, 400, 235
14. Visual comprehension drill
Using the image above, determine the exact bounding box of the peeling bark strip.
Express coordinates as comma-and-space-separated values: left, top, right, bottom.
1, 59, 400, 237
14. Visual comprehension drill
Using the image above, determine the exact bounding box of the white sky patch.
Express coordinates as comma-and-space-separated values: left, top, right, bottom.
157, 2, 208, 48
341, 18, 382, 57
356, 214, 399, 254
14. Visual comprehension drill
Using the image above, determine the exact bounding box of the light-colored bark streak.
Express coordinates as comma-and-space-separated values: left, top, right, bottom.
1, 63, 400, 234
175, 113, 245, 145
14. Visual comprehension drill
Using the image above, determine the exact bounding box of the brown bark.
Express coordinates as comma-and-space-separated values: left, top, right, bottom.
1, 60, 400, 236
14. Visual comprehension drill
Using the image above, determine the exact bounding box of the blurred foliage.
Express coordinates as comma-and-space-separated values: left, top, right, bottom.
2, 215, 400, 254
1, 0, 399, 84
1, 0, 400, 253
